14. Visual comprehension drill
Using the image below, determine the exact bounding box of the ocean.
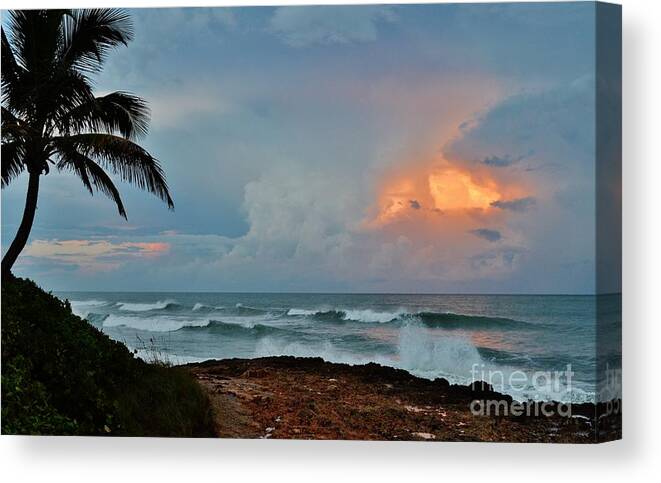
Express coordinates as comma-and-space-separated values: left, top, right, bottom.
60, 292, 621, 404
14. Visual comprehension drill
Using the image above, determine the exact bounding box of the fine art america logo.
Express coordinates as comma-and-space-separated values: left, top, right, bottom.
468, 364, 622, 418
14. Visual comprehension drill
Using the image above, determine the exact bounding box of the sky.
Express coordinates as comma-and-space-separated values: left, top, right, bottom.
1, 3, 621, 293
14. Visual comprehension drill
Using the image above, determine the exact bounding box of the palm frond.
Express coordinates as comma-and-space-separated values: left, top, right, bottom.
7, 10, 67, 76
52, 133, 173, 209
4, 11, 96, 125
56, 91, 150, 139
44, 68, 95, 130
1, 107, 27, 140
57, 148, 127, 218
2, 141, 26, 187
1, 28, 18, 76
1, 27, 24, 104
61, 9, 133, 73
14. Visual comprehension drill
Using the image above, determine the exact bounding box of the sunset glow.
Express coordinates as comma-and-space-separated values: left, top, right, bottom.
370, 162, 514, 227
428, 169, 501, 211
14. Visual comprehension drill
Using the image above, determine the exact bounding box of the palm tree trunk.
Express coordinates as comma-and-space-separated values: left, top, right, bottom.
2, 171, 41, 278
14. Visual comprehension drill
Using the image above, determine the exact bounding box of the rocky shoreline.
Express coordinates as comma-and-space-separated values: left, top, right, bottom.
186, 356, 621, 442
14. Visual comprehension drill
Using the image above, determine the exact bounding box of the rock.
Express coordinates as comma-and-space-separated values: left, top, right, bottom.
468, 380, 494, 393
412, 432, 436, 440
242, 368, 267, 378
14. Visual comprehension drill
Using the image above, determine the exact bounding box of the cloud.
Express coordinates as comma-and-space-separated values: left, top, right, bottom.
269, 6, 396, 47
490, 197, 536, 213
439, 76, 600, 292
469, 228, 502, 242
23, 239, 169, 272
444, 76, 595, 176
482, 153, 528, 167
148, 89, 234, 130
470, 247, 525, 272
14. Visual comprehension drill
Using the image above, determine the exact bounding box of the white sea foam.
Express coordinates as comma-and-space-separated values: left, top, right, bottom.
286, 308, 319, 316
286, 307, 402, 323
102, 314, 209, 332
253, 322, 597, 403
211, 316, 273, 329
398, 324, 483, 383
82, 293, 605, 404
341, 309, 402, 323
192, 302, 224, 311
117, 300, 176, 312
69, 299, 109, 318
71, 299, 108, 306
253, 323, 483, 380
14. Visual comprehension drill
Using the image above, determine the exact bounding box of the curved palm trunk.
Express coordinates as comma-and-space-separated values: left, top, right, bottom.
2, 171, 40, 277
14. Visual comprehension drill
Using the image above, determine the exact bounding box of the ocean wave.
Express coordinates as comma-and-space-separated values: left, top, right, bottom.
253, 325, 595, 403
286, 308, 318, 316
116, 300, 179, 312
177, 319, 289, 337
254, 325, 484, 387
286, 308, 400, 323
399, 324, 484, 381
344, 309, 402, 323
477, 347, 536, 365
233, 303, 273, 316
69, 299, 111, 318
70, 299, 109, 307
102, 314, 209, 332
85, 312, 110, 326
285, 307, 532, 329
411, 312, 533, 330
192, 302, 224, 312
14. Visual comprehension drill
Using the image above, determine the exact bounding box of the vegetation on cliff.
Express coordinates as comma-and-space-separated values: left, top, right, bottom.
1, 275, 213, 436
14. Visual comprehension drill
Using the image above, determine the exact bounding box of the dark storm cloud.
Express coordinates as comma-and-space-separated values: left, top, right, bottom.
482, 153, 527, 167
469, 228, 502, 242
490, 197, 536, 213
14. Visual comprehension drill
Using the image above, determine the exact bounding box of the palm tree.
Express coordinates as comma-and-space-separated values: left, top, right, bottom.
1, 9, 173, 277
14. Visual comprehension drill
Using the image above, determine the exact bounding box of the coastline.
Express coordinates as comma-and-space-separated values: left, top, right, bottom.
185, 356, 621, 442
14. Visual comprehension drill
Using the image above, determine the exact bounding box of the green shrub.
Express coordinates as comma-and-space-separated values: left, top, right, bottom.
1, 275, 214, 436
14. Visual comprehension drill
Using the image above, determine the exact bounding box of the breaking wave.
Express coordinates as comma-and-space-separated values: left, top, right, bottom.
70, 299, 111, 318
410, 312, 534, 330
192, 302, 224, 312
254, 324, 484, 386
117, 300, 180, 312
285, 307, 533, 329
233, 303, 277, 316
61, 292, 607, 403
178, 319, 290, 337
102, 314, 208, 332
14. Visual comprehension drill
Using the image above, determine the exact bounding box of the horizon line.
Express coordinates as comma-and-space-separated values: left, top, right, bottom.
52, 290, 621, 297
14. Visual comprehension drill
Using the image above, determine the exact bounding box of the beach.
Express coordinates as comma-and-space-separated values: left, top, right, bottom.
187, 356, 621, 442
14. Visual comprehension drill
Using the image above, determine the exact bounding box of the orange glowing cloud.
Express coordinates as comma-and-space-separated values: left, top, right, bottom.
367, 160, 529, 229
360, 159, 532, 282
428, 168, 501, 211
23, 239, 170, 272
